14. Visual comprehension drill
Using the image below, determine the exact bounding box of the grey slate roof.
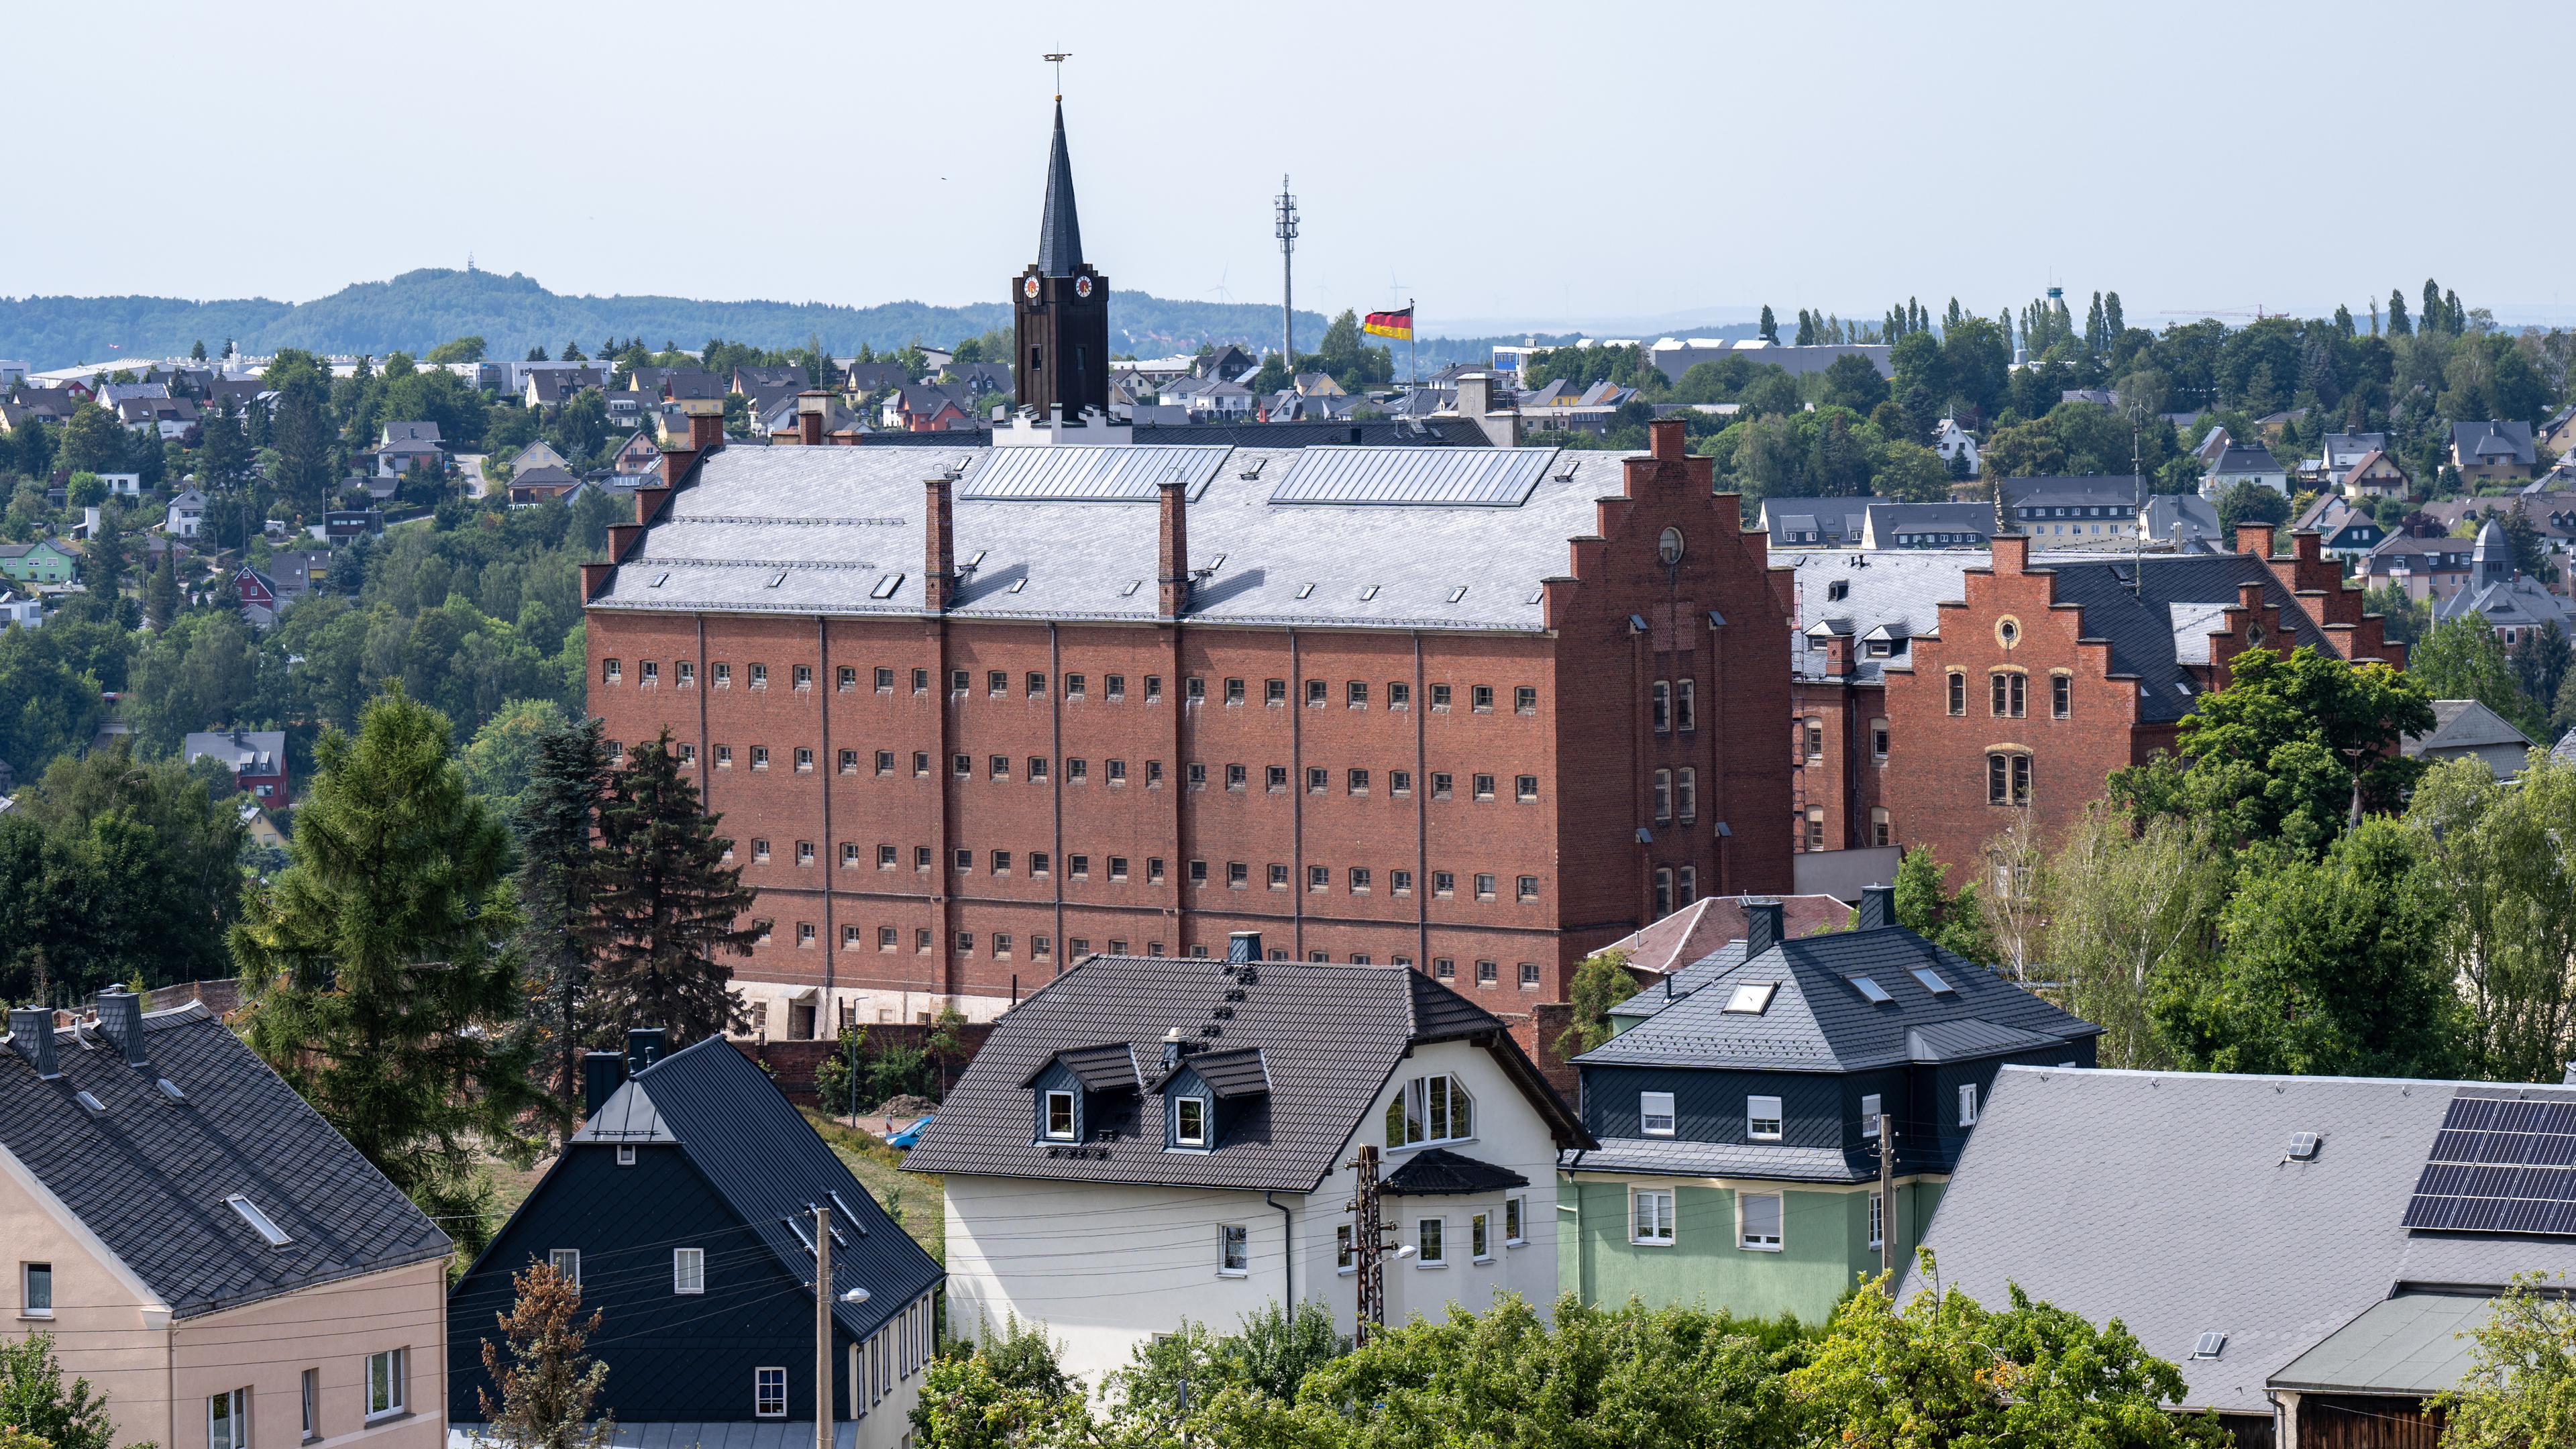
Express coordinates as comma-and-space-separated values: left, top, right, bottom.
1909, 1068, 2576, 1414
182, 729, 286, 773
1785, 549, 1976, 684
2141, 492, 2222, 545
1758, 496, 1869, 545
1381, 1146, 1529, 1196
543, 1036, 938, 1343
1565, 1136, 1868, 1183
2452, 420, 2536, 466
2019, 551, 2349, 722
902, 955, 1585, 1192
2208, 444, 2287, 477
0, 1003, 449, 1318
1865, 501, 1994, 547
1034, 99, 1083, 275
1574, 923, 2095, 1073
596, 442, 1642, 631
2402, 698, 2533, 759
2267, 1291, 2495, 1396
1997, 475, 2147, 516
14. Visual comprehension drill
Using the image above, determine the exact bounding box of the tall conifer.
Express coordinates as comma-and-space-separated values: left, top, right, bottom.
515, 716, 612, 1124
584, 733, 757, 1047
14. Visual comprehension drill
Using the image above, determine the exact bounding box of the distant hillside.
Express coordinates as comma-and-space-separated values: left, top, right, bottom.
0, 268, 1332, 369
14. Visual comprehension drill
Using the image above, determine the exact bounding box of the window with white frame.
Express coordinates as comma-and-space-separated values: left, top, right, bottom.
1505, 1197, 1526, 1245
1175, 1095, 1210, 1147
1868, 1192, 1885, 1250
1042, 1090, 1075, 1140
549, 1248, 580, 1285
1384, 1073, 1474, 1148
1219, 1224, 1249, 1275
1861, 1093, 1882, 1138
1336, 1224, 1355, 1271
1640, 1091, 1676, 1136
1470, 1211, 1492, 1262
366, 1348, 407, 1419
1739, 1191, 1783, 1250
1417, 1218, 1446, 1265
301, 1367, 318, 1441
1747, 1095, 1783, 1142
674, 1248, 704, 1294
755, 1367, 787, 1417
1959, 1083, 1980, 1126
1631, 1188, 1676, 1245
616, 1144, 636, 1166
20, 1262, 50, 1317
209, 1388, 248, 1449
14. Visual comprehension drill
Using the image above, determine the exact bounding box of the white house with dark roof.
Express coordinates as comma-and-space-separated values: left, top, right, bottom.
2402, 698, 2534, 779
1913, 1067, 2576, 1448
2433, 519, 2571, 645
1, 991, 450, 1449
2201, 444, 2290, 500
903, 940, 1589, 1377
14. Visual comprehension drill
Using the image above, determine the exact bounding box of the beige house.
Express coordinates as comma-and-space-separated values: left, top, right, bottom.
3, 992, 451, 1449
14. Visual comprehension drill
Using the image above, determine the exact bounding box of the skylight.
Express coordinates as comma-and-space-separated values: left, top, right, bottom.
1446, 586, 1469, 604
74, 1090, 105, 1114
227, 1194, 292, 1246
1723, 983, 1778, 1015
156, 1078, 186, 1102
2287, 1132, 2322, 1162
828, 1191, 869, 1237
2192, 1332, 2226, 1359
1909, 967, 1955, 995
1849, 976, 1894, 1004
767, 570, 788, 588
1295, 582, 1316, 599
869, 574, 904, 600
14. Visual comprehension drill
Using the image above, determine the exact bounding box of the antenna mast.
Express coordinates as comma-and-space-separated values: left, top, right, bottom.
1275, 175, 1299, 369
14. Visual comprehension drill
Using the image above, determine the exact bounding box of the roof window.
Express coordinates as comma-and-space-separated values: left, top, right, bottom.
156, 1078, 186, 1102
1359, 584, 1380, 601
74, 1090, 105, 1114
1294, 582, 1315, 599
1909, 967, 1954, 995
2192, 1332, 2226, 1359
227, 1194, 292, 1246
2286, 1133, 2322, 1162
869, 573, 904, 599
1849, 976, 1894, 1004
651, 572, 669, 588
766, 570, 788, 588
1447, 586, 1469, 604
1723, 983, 1778, 1014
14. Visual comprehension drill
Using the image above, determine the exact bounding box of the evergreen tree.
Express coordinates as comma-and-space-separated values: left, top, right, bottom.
2424, 279, 2445, 334
516, 715, 612, 1121
198, 398, 248, 488
144, 550, 176, 631
85, 505, 126, 605
584, 733, 757, 1046
2388, 288, 2412, 335
266, 361, 335, 518
232, 688, 547, 1245
190, 339, 207, 362
527, 345, 549, 362
1758, 304, 1778, 343
476, 1260, 614, 1449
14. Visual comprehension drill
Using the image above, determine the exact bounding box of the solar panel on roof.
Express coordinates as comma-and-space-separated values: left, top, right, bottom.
958, 445, 1226, 502
1269, 447, 1556, 507
2402, 1093, 2576, 1235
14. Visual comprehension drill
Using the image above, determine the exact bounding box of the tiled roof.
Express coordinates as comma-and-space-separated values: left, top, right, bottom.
596, 443, 1646, 631
2404, 698, 2533, 757
0, 1004, 449, 1318
1785, 549, 1977, 684
1998, 475, 2147, 511
902, 955, 1585, 1192
1595, 894, 1855, 991
1562, 1136, 1870, 1183
1911, 1068, 2576, 1414
1576, 924, 2095, 1073
1381, 1146, 1529, 1196
2026, 552, 2346, 722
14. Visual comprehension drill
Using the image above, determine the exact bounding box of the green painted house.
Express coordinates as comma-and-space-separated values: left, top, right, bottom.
0, 539, 78, 585
1557, 888, 2098, 1326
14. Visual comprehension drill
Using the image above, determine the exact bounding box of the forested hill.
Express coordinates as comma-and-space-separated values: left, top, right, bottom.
0, 268, 1330, 368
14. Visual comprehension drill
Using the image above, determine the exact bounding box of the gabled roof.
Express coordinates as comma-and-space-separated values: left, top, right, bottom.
539, 1038, 938, 1343
2018, 552, 2346, 722
1577, 923, 2095, 1073
1022, 1042, 1140, 1091
1910, 1068, 2576, 1414
1596, 894, 1855, 994
904, 956, 1587, 1192
2403, 698, 2534, 759
2210, 444, 2286, 476
1996, 474, 2147, 511
0, 1004, 449, 1319
382, 420, 441, 445
2451, 420, 2536, 466
1784, 549, 1978, 684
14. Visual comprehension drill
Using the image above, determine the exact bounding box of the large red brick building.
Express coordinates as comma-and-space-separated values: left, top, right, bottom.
1788, 527, 2406, 888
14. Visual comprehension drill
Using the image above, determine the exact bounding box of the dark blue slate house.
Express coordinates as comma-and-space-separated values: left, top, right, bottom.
447, 1032, 942, 1449
1556, 888, 2098, 1324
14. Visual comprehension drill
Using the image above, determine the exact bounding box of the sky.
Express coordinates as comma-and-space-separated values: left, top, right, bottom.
8, 0, 2571, 333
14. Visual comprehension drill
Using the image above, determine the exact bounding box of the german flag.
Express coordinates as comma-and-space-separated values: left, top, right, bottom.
1362, 305, 1413, 341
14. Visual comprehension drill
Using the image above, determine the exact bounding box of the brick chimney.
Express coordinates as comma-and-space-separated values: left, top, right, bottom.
1990, 533, 2032, 574
1157, 474, 1190, 620
794, 390, 828, 446
1745, 899, 1784, 956
1649, 417, 1685, 462
685, 397, 724, 451
1821, 633, 1853, 678
924, 472, 957, 612
2234, 523, 2276, 557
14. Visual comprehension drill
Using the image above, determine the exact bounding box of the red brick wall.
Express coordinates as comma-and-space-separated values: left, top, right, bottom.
1790, 678, 1890, 853
586, 423, 1795, 1015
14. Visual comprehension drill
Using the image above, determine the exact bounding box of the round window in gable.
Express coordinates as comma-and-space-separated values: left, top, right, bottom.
1995, 615, 2022, 649
1658, 527, 1685, 566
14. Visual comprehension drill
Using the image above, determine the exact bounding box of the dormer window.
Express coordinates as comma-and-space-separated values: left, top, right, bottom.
1174, 1095, 1209, 1147
1043, 1091, 1076, 1140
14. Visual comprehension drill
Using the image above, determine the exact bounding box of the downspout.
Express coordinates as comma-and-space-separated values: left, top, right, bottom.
1266, 1191, 1297, 1308
1289, 627, 1303, 960
1411, 631, 1428, 969
818, 615, 834, 1014
1049, 623, 1064, 977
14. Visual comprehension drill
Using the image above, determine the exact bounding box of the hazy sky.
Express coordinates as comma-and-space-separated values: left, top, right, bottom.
10, 0, 2569, 331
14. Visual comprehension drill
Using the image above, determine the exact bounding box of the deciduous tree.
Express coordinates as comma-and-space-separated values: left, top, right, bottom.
476, 1260, 613, 1449
2434, 1271, 2576, 1448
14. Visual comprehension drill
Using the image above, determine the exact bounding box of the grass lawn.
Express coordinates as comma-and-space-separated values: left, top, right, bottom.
803, 1108, 945, 1265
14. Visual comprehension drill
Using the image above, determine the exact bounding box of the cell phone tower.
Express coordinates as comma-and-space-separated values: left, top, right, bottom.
1275, 175, 1299, 366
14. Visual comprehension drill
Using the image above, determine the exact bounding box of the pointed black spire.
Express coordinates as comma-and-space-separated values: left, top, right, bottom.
1035, 99, 1083, 276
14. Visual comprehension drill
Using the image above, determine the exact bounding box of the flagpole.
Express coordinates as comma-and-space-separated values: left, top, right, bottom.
1409, 298, 1417, 388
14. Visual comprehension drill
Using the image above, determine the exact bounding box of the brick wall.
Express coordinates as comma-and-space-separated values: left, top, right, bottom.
732, 1020, 998, 1106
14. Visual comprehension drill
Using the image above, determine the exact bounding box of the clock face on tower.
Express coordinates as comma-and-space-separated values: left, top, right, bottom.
1074, 276, 1093, 299
1022, 276, 1040, 299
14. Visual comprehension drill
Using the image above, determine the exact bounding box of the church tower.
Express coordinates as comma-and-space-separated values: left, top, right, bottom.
1012, 100, 1110, 422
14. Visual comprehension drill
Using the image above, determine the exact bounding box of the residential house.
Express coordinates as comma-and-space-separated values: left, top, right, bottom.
2402, 699, 2534, 780
1644, 339, 1891, 383
372, 421, 444, 476
1159, 375, 1256, 419
2540, 401, 2576, 458
843, 362, 912, 396
1291, 372, 1346, 397
2140, 493, 2223, 548
1860, 502, 1994, 550
447, 1031, 941, 1449
2059, 388, 2118, 409
1786, 549, 1980, 858
731, 364, 809, 395
2363, 533, 2475, 604
2290, 494, 2383, 563
904, 943, 1589, 1378
947, 361, 1014, 400
2449, 420, 2538, 483
115, 394, 200, 440
323, 510, 383, 543
166, 487, 208, 538
2192, 424, 2233, 468
239, 802, 286, 850
2319, 431, 2387, 474
879, 384, 975, 432
1561, 892, 2097, 1324
507, 439, 572, 476
0, 589, 41, 631
633, 367, 727, 401
0, 539, 80, 585
1760, 498, 1870, 548
741, 383, 806, 428
93, 380, 172, 410
2200, 443, 2290, 499
233, 551, 330, 627
233, 568, 283, 625
1998, 478, 2145, 543
507, 465, 582, 505
602, 389, 650, 429
1192, 344, 1256, 383
611, 429, 664, 477
2422, 493, 2576, 573
1912, 1067, 2576, 1448
1931, 419, 1980, 477
2432, 519, 2571, 645
522, 367, 608, 409
184, 729, 290, 802
1, 990, 451, 1449
1256, 390, 1364, 423
2339, 448, 2412, 500
1587, 894, 1856, 984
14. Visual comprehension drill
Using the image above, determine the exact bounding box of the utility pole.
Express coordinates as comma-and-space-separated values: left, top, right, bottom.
1275, 176, 1299, 368
1346, 1144, 1383, 1340
814, 1205, 833, 1449
1877, 1112, 1896, 1280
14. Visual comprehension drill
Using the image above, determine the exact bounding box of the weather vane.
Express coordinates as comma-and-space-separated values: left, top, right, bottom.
1044, 52, 1071, 99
